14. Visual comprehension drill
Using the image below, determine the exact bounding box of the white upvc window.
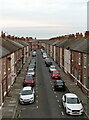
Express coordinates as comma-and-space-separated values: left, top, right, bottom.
78, 53, 81, 65
83, 54, 87, 68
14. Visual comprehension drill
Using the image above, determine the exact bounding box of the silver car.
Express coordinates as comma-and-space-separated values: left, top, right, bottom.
27, 69, 35, 76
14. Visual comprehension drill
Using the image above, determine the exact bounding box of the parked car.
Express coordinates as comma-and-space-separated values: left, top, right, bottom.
54, 79, 65, 91
45, 58, 52, 67
23, 75, 35, 87
28, 64, 35, 70
32, 50, 36, 57
28, 64, 35, 71
49, 65, 56, 72
51, 70, 60, 79
42, 53, 47, 59
30, 59, 36, 64
62, 93, 83, 115
27, 69, 35, 76
29, 61, 36, 69
40, 48, 44, 53
19, 86, 35, 104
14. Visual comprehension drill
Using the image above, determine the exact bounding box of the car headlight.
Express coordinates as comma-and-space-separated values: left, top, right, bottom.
20, 98, 23, 101
80, 108, 83, 111
30, 97, 33, 99
67, 107, 72, 111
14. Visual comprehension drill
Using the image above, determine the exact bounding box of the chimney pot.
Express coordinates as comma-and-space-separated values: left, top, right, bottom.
85, 31, 89, 38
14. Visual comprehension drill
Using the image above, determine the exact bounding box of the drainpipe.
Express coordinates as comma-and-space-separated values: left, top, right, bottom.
0, 59, 2, 120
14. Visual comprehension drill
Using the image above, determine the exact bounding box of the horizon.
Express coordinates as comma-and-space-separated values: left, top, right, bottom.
0, 0, 88, 39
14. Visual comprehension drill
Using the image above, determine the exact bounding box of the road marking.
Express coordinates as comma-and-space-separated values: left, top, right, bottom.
36, 87, 38, 90
53, 89, 54, 91
21, 108, 26, 110
52, 86, 54, 88
36, 100, 38, 103
61, 111, 64, 115
54, 92, 56, 94
57, 100, 59, 102
36, 106, 38, 109
56, 95, 58, 98
36, 95, 38, 98
32, 106, 38, 110
36, 90, 38, 93
59, 105, 61, 108
36, 84, 38, 87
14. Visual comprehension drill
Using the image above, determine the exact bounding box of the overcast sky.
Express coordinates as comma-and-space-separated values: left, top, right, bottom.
0, 0, 88, 38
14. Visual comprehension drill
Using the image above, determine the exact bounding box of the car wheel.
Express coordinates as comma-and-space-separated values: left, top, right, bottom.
65, 108, 68, 115
54, 87, 56, 91
19, 100, 22, 105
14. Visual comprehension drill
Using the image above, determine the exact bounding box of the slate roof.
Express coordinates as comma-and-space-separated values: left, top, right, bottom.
8, 40, 24, 48
0, 39, 19, 53
16, 40, 29, 47
0, 45, 10, 58
47, 40, 57, 45
55, 38, 89, 54
0, 39, 25, 58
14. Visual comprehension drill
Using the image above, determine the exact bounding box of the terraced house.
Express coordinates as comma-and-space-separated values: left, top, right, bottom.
0, 33, 29, 109
0, 31, 89, 113
43, 31, 89, 96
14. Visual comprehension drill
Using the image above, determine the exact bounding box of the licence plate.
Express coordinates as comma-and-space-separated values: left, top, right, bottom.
55, 77, 58, 78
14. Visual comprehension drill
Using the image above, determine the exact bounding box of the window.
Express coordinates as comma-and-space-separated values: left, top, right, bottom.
3, 79, 6, 95
72, 52, 74, 62
83, 74, 87, 87
78, 53, 81, 65
83, 54, 87, 68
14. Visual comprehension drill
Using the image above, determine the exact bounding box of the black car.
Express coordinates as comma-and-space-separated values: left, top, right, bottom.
54, 79, 65, 91
45, 58, 52, 67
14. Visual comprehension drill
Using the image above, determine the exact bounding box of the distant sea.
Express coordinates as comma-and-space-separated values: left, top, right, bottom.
0, 26, 86, 39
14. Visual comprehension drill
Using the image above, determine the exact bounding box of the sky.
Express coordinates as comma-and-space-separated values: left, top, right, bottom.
0, 0, 88, 39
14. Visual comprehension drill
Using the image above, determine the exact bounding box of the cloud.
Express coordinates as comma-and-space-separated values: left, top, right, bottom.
0, 0, 88, 38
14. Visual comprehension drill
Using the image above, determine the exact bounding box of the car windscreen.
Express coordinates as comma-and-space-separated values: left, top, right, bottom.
21, 90, 33, 95
28, 70, 34, 72
67, 97, 80, 104
56, 80, 64, 85
53, 71, 59, 74
25, 76, 33, 80
51, 66, 55, 69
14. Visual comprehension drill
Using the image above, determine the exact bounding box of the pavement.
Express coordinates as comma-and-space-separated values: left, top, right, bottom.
1, 51, 89, 119
1, 56, 30, 119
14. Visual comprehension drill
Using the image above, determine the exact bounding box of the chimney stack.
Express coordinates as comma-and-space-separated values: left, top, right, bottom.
68, 34, 75, 39
85, 31, 89, 38
75, 32, 83, 39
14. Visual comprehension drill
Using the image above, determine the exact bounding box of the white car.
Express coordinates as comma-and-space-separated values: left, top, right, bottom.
19, 86, 35, 104
42, 53, 47, 59
62, 93, 83, 115
32, 51, 36, 57
49, 65, 56, 72
27, 69, 35, 76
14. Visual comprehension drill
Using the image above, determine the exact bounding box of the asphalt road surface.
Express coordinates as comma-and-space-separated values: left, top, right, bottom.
16, 50, 87, 119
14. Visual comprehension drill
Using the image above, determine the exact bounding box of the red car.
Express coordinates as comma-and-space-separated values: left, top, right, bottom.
51, 70, 61, 79
23, 75, 35, 87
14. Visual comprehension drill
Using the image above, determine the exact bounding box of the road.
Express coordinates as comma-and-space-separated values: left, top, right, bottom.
16, 50, 87, 119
